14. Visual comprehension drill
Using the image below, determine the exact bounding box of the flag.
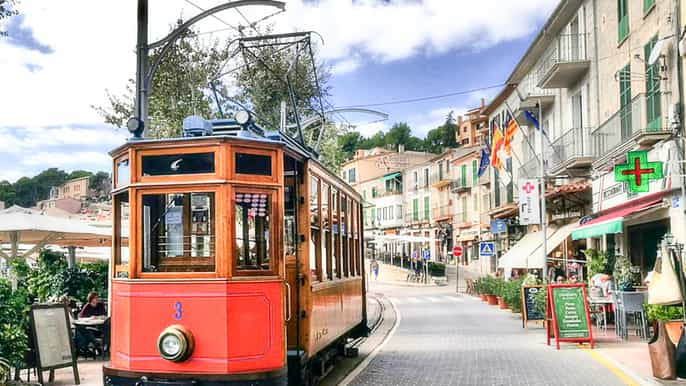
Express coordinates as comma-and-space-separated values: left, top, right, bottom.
477, 146, 490, 177
523, 110, 540, 130
490, 123, 504, 170
503, 114, 518, 157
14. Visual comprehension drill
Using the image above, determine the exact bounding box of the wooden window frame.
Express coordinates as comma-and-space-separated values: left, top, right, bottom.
113, 190, 130, 278
137, 145, 220, 183
135, 185, 222, 280
230, 145, 279, 184
310, 174, 323, 282
322, 183, 332, 280
113, 154, 130, 189
230, 185, 280, 277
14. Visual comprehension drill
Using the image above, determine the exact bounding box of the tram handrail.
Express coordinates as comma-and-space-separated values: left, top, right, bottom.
284, 282, 292, 322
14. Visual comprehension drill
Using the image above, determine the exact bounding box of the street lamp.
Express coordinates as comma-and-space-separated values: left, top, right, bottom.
129, 0, 286, 139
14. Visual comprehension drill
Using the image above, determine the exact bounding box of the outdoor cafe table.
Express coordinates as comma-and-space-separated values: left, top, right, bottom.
72, 317, 106, 327
587, 296, 613, 332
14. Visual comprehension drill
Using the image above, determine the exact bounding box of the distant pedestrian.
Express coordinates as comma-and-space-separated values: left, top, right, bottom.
371, 259, 379, 280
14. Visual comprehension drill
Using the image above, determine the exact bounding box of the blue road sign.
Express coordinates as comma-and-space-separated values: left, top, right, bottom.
422, 249, 431, 260
490, 219, 507, 234
479, 242, 495, 257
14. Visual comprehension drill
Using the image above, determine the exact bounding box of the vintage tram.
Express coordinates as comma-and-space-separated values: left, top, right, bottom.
104, 115, 367, 385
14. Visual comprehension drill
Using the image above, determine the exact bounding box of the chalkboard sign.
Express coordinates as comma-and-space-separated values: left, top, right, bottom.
546, 284, 594, 350
521, 285, 544, 328
29, 304, 80, 384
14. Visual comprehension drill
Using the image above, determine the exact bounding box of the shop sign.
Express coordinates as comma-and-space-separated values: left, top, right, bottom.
546, 284, 594, 350
614, 150, 663, 193
518, 179, 540, 225
593, 140, 681, 212
551, 209, 582, 221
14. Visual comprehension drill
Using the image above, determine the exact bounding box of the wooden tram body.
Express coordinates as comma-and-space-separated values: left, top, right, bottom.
104, 120, 367, 385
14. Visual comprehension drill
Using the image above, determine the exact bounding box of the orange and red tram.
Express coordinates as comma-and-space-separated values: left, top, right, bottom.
104, 117, 367, 385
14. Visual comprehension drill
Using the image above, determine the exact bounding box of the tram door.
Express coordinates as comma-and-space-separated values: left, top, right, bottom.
284, 155, 304, 355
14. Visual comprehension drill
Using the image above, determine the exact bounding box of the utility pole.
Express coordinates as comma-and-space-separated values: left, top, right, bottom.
135, 0, 149, 138
538, 99, 548, 284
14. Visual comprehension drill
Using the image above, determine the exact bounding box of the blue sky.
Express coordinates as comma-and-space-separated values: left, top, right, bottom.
0, 0, 557, 182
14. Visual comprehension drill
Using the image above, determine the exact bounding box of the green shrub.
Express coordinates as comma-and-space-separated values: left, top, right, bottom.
0, 278, 29, 368
502, 279, 524, 312
645, 304, 683, 322
427, 262, 446, 277
533, 284, 548, 317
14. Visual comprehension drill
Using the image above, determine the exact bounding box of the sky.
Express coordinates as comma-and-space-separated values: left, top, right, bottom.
0, 0, 558, 183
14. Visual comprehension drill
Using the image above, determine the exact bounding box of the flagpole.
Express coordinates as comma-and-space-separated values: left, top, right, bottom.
538, 99, 548, 284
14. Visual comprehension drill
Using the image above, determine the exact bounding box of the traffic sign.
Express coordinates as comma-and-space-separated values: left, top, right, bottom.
422, 249, 431, 260
479, 242, 494, 257
452, 245, 463, 258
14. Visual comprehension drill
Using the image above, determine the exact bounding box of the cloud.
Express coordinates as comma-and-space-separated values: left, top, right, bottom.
331, 57, 362, 75
4, 14, 54, 54
407, 106, 467, 138
277, 0, 558, 64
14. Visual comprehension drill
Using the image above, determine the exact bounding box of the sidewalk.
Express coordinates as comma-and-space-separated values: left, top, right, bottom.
366, 260, 439, 287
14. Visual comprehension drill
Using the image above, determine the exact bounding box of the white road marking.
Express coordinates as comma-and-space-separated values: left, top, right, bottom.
425, 297, 442, 303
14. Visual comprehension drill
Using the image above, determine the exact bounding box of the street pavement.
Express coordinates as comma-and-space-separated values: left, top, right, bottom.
348, 280, 634, 386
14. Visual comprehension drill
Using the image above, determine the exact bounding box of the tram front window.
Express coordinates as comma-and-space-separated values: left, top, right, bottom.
141, 192, 215, 273
234, 191, 272, 272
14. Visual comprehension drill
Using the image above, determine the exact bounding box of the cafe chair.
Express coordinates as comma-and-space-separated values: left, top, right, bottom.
618, 291, 649, 340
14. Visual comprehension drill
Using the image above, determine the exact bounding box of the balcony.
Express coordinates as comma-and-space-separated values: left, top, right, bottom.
592, 93, 672, 166
404, 212, 430, 227
432, 205, 453, 222
537, 33, 590, 89
378, 189, 403, 198
450, 179, 472, 194
548, 127, 596, 175
430, 171, 453, 189
518, 156, 541, 179
516, 74, 555, 111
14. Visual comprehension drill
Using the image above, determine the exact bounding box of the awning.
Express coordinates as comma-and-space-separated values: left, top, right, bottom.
379, 172, 401, 182
571, 199, 661, 240
499, 228, 552, 270
533, 222, 579, 256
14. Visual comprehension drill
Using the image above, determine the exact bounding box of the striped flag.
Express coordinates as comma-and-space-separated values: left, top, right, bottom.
503, 114, 518, 157
490, 123, 504, 171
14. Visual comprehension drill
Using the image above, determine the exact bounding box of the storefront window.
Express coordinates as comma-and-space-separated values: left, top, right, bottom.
141, 192, 215, 273
234, 191, 272, 272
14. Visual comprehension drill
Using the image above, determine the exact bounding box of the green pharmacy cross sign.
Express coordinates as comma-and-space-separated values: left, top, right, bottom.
614, 150, 663, 193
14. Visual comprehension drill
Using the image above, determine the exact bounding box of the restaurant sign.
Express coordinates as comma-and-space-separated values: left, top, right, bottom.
546, 284, 594, 350
593, 140, 681, 212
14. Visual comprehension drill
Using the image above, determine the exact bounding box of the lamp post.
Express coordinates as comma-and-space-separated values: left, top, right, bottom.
128, 0, 286, 138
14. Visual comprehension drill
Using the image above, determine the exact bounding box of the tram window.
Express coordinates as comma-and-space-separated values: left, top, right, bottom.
116, 158, 130, 187
142, 152, 214, 176
234, 191, 272, 273
310, 176, 319, 226
310, 229, 321, 281
114, 192, 130, 276
323, 229, 330, 280
235, 153, 272, 176
332, 189, 339, 278
341, 196, 349, 277
141, 192, 215, 273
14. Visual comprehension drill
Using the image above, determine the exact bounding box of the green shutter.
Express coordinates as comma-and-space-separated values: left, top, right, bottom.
461, 165, 467, 187
372, 187, 377, 198
412, 198, 419, 221
618, 0, 629, 43
619, 63, 632, 140
645, 36, 662, 130
472, 160, 478, 185
371, 208, 376, 224
424, 197, 430, 220
644, 0, 655, 14
362, 190, 367, 200
461, 197, 467, 222
494, 169, 500, 207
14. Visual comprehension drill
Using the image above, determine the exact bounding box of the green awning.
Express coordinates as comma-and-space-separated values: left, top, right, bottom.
571, 219, 623, 240
380, 172, 401, 182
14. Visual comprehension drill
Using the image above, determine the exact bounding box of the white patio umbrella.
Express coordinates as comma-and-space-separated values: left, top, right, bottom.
0, 205, 112, 266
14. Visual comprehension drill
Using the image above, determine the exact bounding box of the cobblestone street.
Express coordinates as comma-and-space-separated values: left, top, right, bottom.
349, 281, 632, 386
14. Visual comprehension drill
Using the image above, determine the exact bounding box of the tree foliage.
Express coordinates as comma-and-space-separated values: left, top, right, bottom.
0, 0, 18, 37
0, 168, 110, 208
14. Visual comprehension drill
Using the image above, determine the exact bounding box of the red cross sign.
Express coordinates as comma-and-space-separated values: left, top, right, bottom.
522, 181, 535, 194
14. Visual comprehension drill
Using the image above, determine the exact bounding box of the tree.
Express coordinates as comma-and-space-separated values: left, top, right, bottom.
89, 171, 111, 200
0, 0, 18, 37
423, 111, 458, 153
0, 180, 16, 206
338, 131, 363, 161
93, 26, 230, 138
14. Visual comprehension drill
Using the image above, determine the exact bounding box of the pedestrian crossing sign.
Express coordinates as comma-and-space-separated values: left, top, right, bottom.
479, 242, 494, 257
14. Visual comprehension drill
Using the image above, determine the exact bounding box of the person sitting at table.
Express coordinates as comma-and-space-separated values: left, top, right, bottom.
79, 292, 105, 318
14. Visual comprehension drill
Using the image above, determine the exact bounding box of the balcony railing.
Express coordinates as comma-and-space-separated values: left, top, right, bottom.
518, 156, 541, 179
431, 205, 453, 220
548, 127, 595, 174
592, 93, 671, 162
517, 73, 555, 110
537, 33, 590, 89
377, 189, 403, 198
450, 179, 472, 193
404, 212, 430, 225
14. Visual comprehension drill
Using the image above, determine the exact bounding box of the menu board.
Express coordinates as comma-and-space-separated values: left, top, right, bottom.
546, 284, 594, 349
521, 285, 544, 328
29, 304, 80, 384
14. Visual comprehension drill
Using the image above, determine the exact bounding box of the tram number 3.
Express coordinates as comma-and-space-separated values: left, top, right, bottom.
173, 302, 183, 320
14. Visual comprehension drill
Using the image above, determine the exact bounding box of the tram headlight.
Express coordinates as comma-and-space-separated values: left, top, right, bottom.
157, 325, 194, 362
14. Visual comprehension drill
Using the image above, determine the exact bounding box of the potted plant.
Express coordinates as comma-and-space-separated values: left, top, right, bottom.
484, 277, 498, 305
495, 279, 508, 309
502, 279, 524, 312
613, 255, 635, 291
645, 304, 684, 344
